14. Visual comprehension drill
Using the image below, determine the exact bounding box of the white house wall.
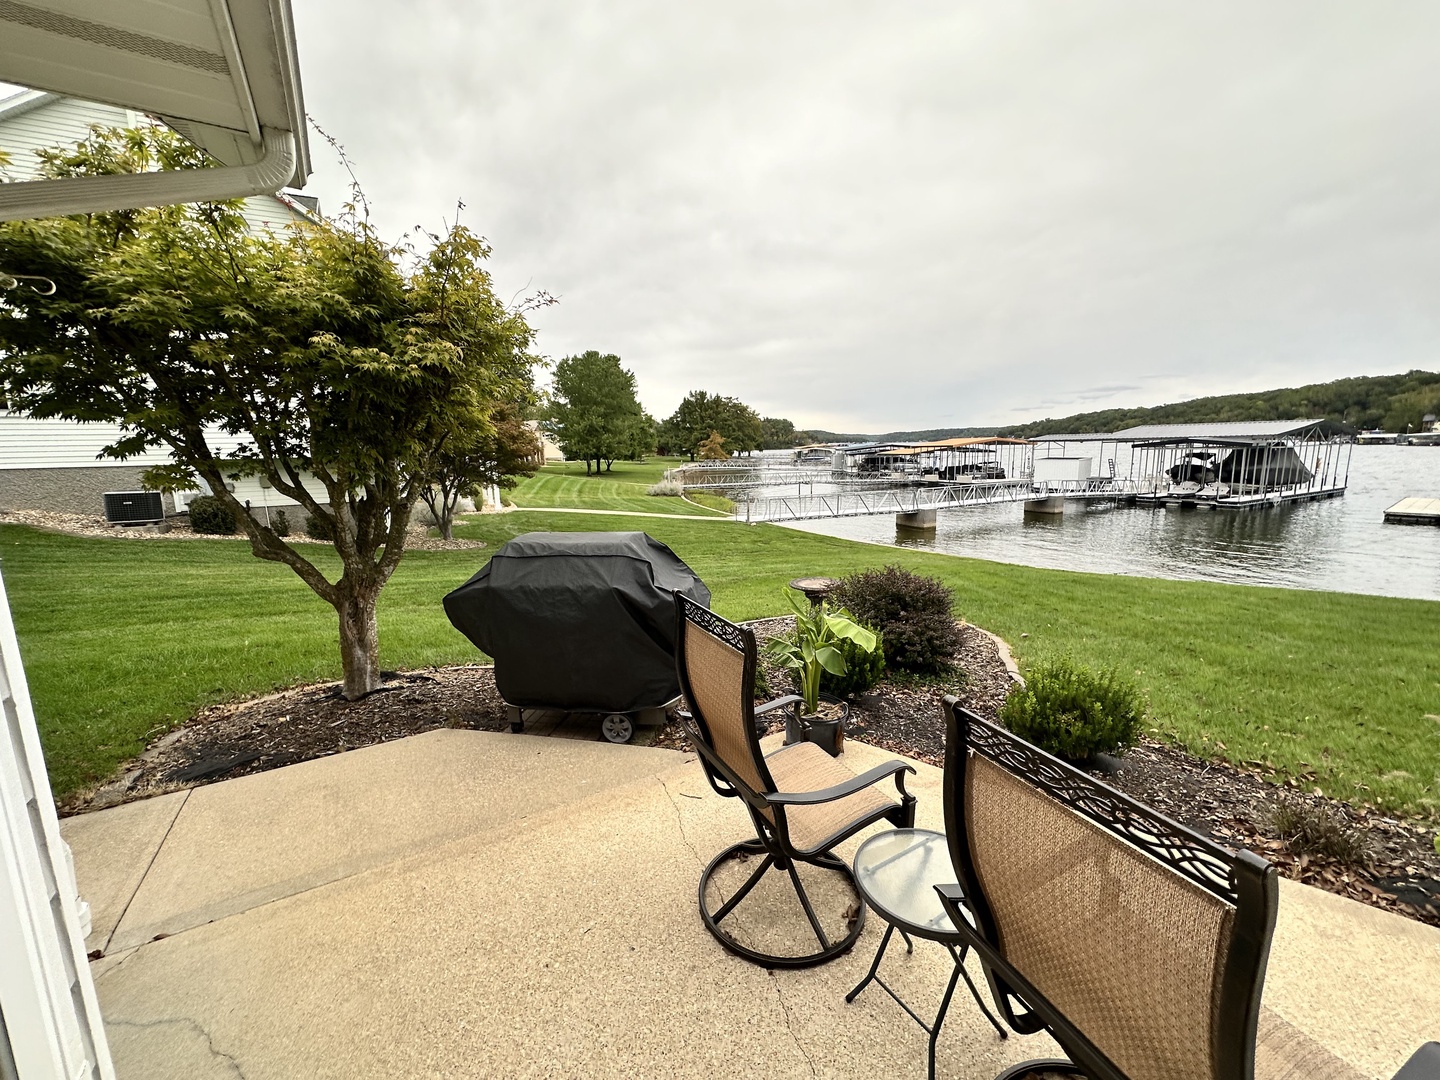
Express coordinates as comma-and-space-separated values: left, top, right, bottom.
0, 93, 316, 517
0, 91, 311, 235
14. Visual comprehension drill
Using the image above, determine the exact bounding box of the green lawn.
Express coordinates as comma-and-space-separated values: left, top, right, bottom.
3, 514, 1439, 821
507, 457, 727, 516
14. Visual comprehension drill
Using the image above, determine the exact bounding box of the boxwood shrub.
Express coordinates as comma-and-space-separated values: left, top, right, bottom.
1000, 657, 1144, 763
304, 512, 335, 541
186, 495, 236, 535
831, 565, 962, 674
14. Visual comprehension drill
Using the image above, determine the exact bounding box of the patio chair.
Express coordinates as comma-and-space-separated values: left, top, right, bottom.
933, 697, 1440, 1080
674, 594, 917, 968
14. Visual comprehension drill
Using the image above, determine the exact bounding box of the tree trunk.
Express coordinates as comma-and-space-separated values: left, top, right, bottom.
439, 515, 454, 541
336, 582, 382, 700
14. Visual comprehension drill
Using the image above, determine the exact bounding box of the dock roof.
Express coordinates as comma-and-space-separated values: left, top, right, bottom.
1117, 419, 1349, 443
1035, 419, 1350, 443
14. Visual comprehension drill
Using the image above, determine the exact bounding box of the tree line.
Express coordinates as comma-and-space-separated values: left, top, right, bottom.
0, 123, 809, 705
541, 358, 809, 468
1000, 370, 1440, 438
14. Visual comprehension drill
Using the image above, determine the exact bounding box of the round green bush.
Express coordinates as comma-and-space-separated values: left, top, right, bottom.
1000, 657, 1144, 763
271, 509, 291, 538
820, 627, 886, 699
304, 512, 335, 541
186, 495, 236, 535
831, 565, 961, 674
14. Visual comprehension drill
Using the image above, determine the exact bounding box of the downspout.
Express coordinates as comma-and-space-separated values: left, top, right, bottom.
0, 127, 297, 222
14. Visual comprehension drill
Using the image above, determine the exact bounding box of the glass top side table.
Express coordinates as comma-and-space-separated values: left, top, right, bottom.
847, 829, 1006, 1079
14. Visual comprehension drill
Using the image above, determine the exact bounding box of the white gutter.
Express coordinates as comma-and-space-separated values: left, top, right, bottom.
0, 126, 295, 222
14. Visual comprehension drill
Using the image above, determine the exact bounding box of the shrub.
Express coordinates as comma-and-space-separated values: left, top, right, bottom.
820, 627, 886, 699
305, 512, 335, 541
832, 565, 962, 673
1263, 796, 1371, 865
648, 479, 683, 496
272, 509, 290, 537
1000, 657, 1144, 763
186, 495, 236, 535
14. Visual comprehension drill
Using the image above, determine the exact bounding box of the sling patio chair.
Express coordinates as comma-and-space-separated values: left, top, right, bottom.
674, 594, 918, 968
933, 696, 1440, 1080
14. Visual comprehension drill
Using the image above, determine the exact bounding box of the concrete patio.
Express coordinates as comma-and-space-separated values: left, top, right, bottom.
61, 730, 1440, 1079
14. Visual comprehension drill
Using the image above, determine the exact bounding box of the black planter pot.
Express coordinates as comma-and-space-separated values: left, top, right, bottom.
784, 693, 850, 757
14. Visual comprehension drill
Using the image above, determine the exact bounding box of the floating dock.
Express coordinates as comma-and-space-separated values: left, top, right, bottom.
1383, 498, 1440, 526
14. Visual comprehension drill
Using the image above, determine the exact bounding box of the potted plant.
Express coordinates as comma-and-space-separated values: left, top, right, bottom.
764, 591, 879, 755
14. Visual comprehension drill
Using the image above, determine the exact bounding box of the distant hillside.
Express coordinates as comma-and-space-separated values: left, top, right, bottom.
999, 370, 1440, 438
804, 425, 999, 444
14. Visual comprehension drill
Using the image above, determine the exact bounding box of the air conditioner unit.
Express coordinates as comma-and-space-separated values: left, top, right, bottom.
103, 491, 165, 524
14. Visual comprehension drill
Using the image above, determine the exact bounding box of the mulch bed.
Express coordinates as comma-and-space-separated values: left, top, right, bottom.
66, 618, 1440, 928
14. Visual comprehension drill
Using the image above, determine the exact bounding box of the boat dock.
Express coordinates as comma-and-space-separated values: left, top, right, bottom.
670, 419, 1355, 528
1384, 498, 1440, 526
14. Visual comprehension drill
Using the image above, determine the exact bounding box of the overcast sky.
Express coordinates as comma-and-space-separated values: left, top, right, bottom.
95, 5, 1440, 430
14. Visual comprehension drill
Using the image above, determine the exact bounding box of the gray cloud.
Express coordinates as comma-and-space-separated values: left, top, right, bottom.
284, 2, 1440, 430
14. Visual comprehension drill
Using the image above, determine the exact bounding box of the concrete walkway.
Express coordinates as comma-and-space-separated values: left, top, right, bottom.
62, 731, 1439, 1079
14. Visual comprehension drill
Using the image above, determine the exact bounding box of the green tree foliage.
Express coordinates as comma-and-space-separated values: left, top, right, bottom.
420, 402, 541, 539
0, 125, 539, 699
662, 390, 764, 459
1001, 370, 1440, 438
760, 416, 800, 449
541, 351, 649, 474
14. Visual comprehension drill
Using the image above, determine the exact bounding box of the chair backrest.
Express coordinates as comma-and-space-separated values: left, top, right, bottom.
674, 595, 776, 808
942, 698, 1277, 1080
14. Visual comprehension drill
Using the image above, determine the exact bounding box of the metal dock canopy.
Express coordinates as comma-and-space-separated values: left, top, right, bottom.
1036, 418, 1354, 510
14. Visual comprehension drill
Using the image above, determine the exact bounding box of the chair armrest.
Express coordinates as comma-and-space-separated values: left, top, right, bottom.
754, 695, 801, 716
766, 760, 915, 806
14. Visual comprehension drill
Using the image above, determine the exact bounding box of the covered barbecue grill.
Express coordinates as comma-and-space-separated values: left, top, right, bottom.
442, 531, 711, 742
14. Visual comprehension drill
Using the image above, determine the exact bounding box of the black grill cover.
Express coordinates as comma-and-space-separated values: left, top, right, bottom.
442, 532, 711, 712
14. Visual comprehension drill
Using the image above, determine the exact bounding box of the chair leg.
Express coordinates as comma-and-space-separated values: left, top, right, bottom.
698, 841, 866, 969
710, 850, 775, 924
846, 923, 895, 1003
785, 861, 832, 950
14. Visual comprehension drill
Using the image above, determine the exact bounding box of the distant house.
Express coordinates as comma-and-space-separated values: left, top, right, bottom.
1424, 414, 1438, 433
0, 90, 320, 518
526, 420, 565, 463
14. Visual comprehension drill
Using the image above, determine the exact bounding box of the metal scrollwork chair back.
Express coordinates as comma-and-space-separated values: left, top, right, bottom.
936, 697, 1278, 1080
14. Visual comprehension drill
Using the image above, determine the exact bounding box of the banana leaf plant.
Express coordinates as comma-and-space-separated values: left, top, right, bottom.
764, 591, 879, 716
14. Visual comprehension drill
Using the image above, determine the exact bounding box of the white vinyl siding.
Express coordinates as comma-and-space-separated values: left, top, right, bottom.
0, 94, 136, 180
0, 414, 251, 471
0, 93, 311, 229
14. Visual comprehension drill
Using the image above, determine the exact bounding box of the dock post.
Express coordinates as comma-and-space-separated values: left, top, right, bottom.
1024, 496, 1065, 515
895, 508, 936, 531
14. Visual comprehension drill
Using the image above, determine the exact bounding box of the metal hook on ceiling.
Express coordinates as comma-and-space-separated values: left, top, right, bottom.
0, 271, 57, 296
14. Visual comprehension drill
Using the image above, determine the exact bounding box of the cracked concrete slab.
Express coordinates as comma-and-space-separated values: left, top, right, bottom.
59, 789, 188, 952
92, 752, 1048, 1079
78, 731, 1440, 1078
105, 1016, 246, 1079
101, 729, 681, 950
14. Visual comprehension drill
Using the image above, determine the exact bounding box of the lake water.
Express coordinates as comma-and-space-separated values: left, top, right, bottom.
782, 445, 1440, 601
